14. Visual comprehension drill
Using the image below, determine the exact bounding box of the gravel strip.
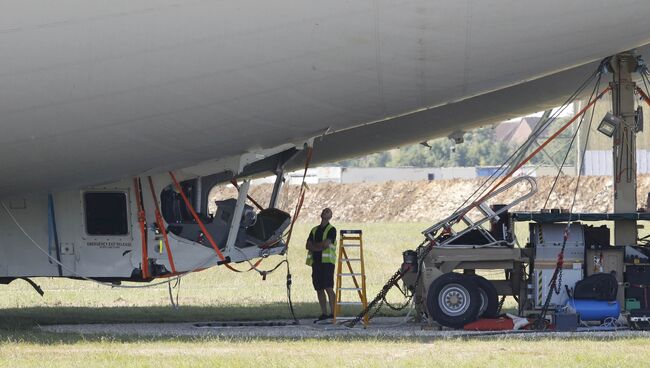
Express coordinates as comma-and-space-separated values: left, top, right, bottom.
40, 318, 650, 340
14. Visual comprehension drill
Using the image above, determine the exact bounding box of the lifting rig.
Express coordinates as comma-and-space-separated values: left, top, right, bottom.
352, 51, 650, 330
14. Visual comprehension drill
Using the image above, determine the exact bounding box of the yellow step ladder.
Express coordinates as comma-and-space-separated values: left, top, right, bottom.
333, 229, 369, 326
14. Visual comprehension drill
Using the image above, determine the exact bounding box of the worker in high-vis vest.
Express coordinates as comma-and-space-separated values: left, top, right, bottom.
306, 207, 337, 322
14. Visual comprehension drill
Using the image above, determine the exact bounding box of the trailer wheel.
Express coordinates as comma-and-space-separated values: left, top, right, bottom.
471, 275, 499, 318
426, 273, 480, 328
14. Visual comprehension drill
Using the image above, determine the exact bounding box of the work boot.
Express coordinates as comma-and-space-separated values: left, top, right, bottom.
313, 314, 328, 323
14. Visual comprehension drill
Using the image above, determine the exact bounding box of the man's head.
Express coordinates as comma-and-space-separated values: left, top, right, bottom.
320, 208, 332, 223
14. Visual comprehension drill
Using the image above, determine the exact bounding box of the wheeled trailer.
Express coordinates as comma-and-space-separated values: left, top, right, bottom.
399, 52, 650, 330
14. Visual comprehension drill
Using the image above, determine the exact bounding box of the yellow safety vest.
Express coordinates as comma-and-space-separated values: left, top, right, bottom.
305, 224, 336, 266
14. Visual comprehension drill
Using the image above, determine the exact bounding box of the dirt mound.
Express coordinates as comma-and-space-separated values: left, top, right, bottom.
210, 175, 650, 223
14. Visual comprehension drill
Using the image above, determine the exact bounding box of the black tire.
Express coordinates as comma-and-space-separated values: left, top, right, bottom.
426, 273, 481, 328
471, 275, 499, 319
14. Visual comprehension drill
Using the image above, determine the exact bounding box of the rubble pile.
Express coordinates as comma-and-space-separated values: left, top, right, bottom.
210, 175, 650, 223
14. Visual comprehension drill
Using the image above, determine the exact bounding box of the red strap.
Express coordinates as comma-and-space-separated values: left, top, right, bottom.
168, 146, 313, 274
284, 146, 313, 246
133, 177, 149, 279
169, 172, 262, 273
147, 176, 177, 274
637, 86, 650, 107
230, 179, 264, 211
258, 147, 313, 250
468, 86, 612, 216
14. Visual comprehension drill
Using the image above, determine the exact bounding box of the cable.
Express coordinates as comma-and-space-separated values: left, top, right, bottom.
533, 73, 604, 330
285, 256, 299, 324
570, 77, 601, 213
543, 72, 603, 208
168, 276, 181, 309
232, 246, 286, 277
640, 69, 650, 99
449, 68, 601, 219
235, 243, 298, 323
345, 265, 417, 328
1, 201, 219, 289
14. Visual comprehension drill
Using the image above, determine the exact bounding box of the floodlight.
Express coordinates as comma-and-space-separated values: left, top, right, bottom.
597, 112, 623, 137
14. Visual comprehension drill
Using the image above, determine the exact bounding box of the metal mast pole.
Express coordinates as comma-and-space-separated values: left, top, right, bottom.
610, 52, 638, 245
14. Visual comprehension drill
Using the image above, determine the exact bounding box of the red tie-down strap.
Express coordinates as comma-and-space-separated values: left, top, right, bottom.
146, 176, 177, 274
133, 177, 150, 279
168, 172, 262, 273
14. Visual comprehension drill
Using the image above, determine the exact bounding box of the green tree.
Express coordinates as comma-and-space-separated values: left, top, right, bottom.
336, 118, 587, 169
337, 125, 518, 168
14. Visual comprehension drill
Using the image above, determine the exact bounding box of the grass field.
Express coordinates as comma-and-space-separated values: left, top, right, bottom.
2, 333, 650, 368
1, 222, 649, 367
0, 223, 426, 327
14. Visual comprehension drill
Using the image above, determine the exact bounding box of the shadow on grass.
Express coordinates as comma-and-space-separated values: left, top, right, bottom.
0, 303, 416, 345
0, 302, 315, 330
0, 305, 645, 345
0, 303, 405, 330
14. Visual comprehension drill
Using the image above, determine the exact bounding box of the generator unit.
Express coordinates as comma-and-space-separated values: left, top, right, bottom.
530, 223, 585, 308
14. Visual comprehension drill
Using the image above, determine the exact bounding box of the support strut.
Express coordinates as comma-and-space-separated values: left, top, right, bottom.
610, 52, 639, 245
269, 161, 285, 209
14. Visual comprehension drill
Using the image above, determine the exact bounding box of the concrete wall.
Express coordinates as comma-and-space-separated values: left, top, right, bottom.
286, 167, 342, 185
251, 165, 571, 186
582, 98, 650, 151
339, 167, 476, 183
583, 150, 650, 176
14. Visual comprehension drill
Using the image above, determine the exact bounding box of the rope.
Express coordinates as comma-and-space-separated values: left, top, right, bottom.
543, 72, 603, 208
348, 65, 608, 330
230, 179, 264, 211
146, 176, 177, 274
345, 265, 415, 328
280, 146, 312, 323
284, 146, 313, 247
473, 86, 611, 211
0, 201, 219, 289
166, 145, 313, 275
285, 260, 299, 323
533, 73, 603, 330
167, 276, 181, 309
169, 171, 260, 273
0, 146, 314, 298
47, 194, 63, 276
236, 147, 312, 323
640, 69, 650, 101
419, 79, 610, 282
637, 85, 650, 107
449, 68, 601, 218
224, 146, 314, 276
133, 177, 150, 278
496, 295, 507, 315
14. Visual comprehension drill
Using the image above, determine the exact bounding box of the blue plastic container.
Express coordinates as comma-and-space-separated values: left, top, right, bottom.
565, 299, 620, 321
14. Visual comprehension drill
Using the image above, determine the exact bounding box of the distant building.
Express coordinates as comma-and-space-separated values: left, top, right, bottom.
339, 167, 476, 183
250, 165, 569, 185
579, 98, 650, 175
494, 117, 542, 146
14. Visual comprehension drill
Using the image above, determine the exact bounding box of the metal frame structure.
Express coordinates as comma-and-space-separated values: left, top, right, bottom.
405, 52, 650, 328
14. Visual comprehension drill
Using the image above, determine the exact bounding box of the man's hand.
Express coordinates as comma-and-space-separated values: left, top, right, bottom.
307, 239, 332, 251
306, 240, 318, 251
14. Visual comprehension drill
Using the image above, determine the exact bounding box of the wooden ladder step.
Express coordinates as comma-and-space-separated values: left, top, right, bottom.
334, 229, 368, 326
